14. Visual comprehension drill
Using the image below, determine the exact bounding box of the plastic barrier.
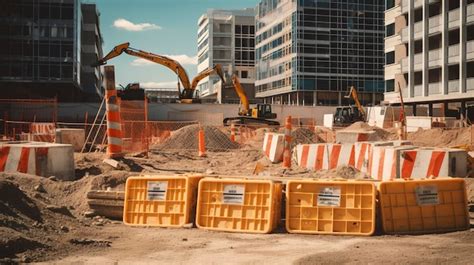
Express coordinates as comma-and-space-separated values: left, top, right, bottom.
378, 178, 469, 234
196, 178, 282, 234
286, 180, 376, 236
123, 175, 202, 227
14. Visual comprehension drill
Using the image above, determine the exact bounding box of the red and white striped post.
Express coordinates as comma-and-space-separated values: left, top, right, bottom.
198, 126, 206, 157
104, 66, 123, 159
283, 116, 292, 168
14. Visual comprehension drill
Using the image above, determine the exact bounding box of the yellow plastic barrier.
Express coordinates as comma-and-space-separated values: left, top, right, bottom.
378, 178, 469, 234
196, 178, 282, 234
286, 180, 376, 236
123, 175, 202, 227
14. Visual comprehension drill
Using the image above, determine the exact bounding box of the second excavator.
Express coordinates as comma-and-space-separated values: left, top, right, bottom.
223, 74, 279, 126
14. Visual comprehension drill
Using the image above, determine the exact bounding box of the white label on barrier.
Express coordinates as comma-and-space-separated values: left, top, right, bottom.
147, 181, 168, 201
318, 187, 341, 207
415, 185, 439, 206
223, 184, 245, 204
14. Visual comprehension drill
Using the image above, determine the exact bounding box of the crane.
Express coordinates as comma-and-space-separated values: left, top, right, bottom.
223, 74, 279, 126
94, 42, 194, 100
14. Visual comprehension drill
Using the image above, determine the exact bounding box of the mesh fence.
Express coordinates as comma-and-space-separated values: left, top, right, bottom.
120, 100, 147, 154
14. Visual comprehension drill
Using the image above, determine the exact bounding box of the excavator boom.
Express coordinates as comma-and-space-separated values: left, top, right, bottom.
95, 42, 193, 99
231, 74, 250, 115
345, 86, 366, 117
191, 64, 225, 90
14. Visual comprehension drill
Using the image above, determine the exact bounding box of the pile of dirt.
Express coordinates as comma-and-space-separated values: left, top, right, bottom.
312, 166, 370, 179
291, 127, 321, 146
157, 125, 240, 151
339, 122, 398, 141
408, 127, 471, 147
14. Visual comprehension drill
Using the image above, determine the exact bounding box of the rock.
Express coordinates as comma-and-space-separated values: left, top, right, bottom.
49, 176, 57, 181
205, 169, 215, 175
103, 158, 119, 168
182, 238, 188, 241
46, 205, 73, 217
21, 255, 31, 263
60, 226, 69, 232
182, 223, 193, 229
83, 211, 96, 218
92, 221, 104, 226
34, 184, 46, 193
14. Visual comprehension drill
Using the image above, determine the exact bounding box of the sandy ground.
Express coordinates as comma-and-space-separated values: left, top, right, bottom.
1, 126, 474, 264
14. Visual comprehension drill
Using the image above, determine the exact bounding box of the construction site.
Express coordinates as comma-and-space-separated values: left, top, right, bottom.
1, 0, 474, 263
0, 60, 473, 263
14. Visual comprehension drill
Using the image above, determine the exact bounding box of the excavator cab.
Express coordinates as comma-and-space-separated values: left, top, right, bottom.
334, 106, 364, 126
252, 104, 277, 119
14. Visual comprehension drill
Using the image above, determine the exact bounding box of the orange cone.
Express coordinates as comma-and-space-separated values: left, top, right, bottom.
283, 116, 292, 168
198, 128, 206, 157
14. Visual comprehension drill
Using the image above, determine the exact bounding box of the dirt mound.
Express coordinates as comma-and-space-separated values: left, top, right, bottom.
313, 166, 370, 179
157, 124, 239, 151
342, 121, 374, 132
339, 122, 398, 141
291, 127, 321, 146
408, 127, 470, 147
0, 181, 42, 223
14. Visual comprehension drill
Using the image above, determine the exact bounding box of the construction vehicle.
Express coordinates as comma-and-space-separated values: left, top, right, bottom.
333, 86, 366, 126
191, 64, 225, 90
94, 42, 198, 102
223, 74, 279, 126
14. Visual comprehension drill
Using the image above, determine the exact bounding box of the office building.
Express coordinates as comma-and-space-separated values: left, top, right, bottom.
197, 8, 258, 103
384, 0, 474, 115
0, 0, 103, 101
255, 0, 385, 106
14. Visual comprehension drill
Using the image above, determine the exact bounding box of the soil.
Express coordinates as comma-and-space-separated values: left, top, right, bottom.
1, 124, 473, 263
408, 127, 471, 147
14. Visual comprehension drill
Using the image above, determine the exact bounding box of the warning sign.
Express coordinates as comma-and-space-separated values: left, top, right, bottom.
147, 181, 168, 201
223, 184, 245, 204
318, 187, 341, 207
415, 185, 439, 206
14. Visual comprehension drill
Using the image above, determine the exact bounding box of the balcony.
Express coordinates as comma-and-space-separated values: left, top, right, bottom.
468, 78, 474, 91
414, 53, 423, 71
414, 21, 423, 39
448, 8, 460, 29
428, 49, 442, 68
414, 85, 423, 97
448, 80, 460, 93
401, 57, 408, 72
468, 4, 474, 24
428, 82, 441, 95
401, 0, 408, 13
428, 15, 441, 34
401, 27, 408, 42
467, 41, 474, 60
448, 44, 459, 64
385, 35, 401, 50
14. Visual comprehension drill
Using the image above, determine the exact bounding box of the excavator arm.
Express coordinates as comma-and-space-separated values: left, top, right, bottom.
94, 42, 193, 99
231, 74, 250, 116
191, 64, 225, 90
345, 86, 366, 118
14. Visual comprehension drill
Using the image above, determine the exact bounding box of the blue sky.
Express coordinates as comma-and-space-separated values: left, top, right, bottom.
91, 0, 258, 89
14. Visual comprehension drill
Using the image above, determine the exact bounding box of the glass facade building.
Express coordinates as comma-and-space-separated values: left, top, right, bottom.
255, 0, 385, 106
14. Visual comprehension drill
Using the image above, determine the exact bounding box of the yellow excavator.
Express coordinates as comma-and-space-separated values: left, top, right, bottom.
191, 64, 225, 91
333, 86, 366, 126
223, 74, 279, 126
94, 42, 198, 102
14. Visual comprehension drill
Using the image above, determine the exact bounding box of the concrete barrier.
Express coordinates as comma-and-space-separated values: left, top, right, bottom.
335, 131, 379, 143
55, 128, 85, 152
263, 133, 285, 163
296, 144, 329, 170
370, 145, 417, 180
0, 141, 75, 180
398, 148, 468, 179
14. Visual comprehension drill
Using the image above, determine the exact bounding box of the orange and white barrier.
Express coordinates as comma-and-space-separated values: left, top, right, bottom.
104, 66, 123, 158
296, 144, 329, 170
263, 132, 285, 163
31, 123, 55, 135
399, 148, 468, 179
0, 142, 74, 180
198, 128, 206, 157
335, 131, 376, 143
354, 141, 394, 173
369, 145, 416, 180
327, 143, 355, 169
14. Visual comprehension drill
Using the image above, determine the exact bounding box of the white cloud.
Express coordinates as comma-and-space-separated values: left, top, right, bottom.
113, 18, 162, 31
140, 81, 180, 89
130, 54, 198, 67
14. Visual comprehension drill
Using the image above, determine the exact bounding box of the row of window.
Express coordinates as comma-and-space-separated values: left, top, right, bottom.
0, 62, 74, 80
0, 39, 74, 58
0, 24, 74, 39
2, 2, 75, 20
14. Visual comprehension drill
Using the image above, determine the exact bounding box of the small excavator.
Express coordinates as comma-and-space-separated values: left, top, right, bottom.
333, 86, 366, 127
223, 74, 279, 126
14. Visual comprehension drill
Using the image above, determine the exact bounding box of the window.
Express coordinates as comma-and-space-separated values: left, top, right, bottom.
385, 51, 395, 65
386, 0, 395, 10
386, 79, 394, 92
449, 29, 460, 45
429, 68, 441, 83
448, 64, 459, 80
467, 62, 474, 78
235, 25, 241, 34
386, 23, 395, 37
241, 70, 248, 78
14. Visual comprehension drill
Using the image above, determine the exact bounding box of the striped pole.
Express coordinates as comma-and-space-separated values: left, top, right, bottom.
230, 123, 236, 142
198, 127, 206, 157
104, 66, 123, 159
283, 116, 292, 168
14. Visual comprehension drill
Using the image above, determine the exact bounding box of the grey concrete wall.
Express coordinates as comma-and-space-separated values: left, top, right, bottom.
55, 103, 337, 125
